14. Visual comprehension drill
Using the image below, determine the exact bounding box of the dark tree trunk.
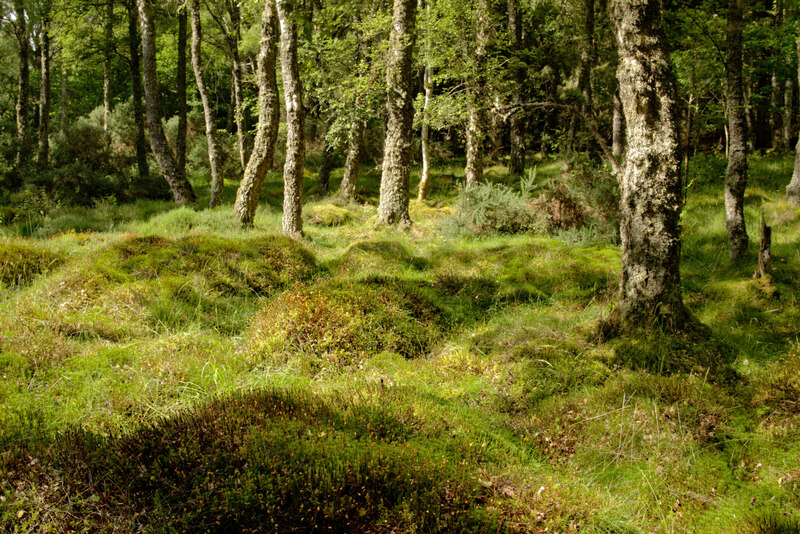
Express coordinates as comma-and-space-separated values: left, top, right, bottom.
611, 0, 693, 332
189, 0, 223, 206
540, 65, 561, 157
579, 0, 595, 114
754, 71, 772, 151
464, 0, 489, 188
377, 0, 417, 225
788, 34, 800, 205
317, 137, 334, 194
725, 0, 749, 261
14, 0, 30, 176
508, 0, 525, 176
128, 0, 149, 179
137, 0, 197, 204
226, 79, 235, 132
234, 0, 280, 226
745, 78, 756, 151
277, 0, 305, 238
339, 120, 364, 199
784, 77, 794, 148
771, 0, 785, 150
104, 0, 114, 135
228, 2, 249, 171
60, 64, 67, 137
176, 4, 188, 174
612, 86, 625, 161
38, 15, 51, 169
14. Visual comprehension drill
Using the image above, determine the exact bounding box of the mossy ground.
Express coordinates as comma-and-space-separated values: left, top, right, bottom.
1, 154, 799, 532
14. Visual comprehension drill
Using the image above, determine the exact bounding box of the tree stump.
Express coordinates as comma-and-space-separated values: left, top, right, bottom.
754, 212, 772, 279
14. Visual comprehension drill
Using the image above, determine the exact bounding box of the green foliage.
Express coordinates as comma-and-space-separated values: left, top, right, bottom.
540, 159, 621, 245
446, 174, 541, 235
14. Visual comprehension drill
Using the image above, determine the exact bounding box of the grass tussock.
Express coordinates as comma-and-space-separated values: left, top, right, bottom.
305, 203, 352, 226
331, 239, 428, 277
0, 233, 318, 376
249, 278, 444, 372
0, 240, 64, 288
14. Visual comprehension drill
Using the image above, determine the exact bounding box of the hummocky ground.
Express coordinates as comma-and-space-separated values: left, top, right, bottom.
1, 154, 799, 533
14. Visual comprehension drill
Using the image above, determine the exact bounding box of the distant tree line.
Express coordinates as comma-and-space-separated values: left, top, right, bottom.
2, 0, 799, 331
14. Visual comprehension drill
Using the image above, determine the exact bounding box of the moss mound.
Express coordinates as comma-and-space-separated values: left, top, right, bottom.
0, 390, 500, 533
98, 233, 317, 293
0, 234, 318, 368
613, 331, 738, 381
250, 278, 443, 369
751, 353, 800, 432
305, 203, 351, 226
332, 239, 427, 276
0, 240, 64, 288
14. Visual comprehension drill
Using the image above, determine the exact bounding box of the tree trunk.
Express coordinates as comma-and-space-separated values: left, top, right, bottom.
228, 2, 249, 171
317, 137, 334, 194
507, 0, 525, 176
234, 0, 280, 226
418, 0, 433, 200
725, 0, 749, 261
189, 0, 223, 206
464, 0, 489, 188
277, 0, 305, 238
377, 0, 417, 225
464, 103, 485, 188
418, 64, 433, 200
14, 0, 30, 176
772, 71, 785, 150
176, 4, 188, 174
771, 0, 785, 150
745, 78, 756, 151
339, 120, 364, 199
38, 14, 51, 169
579, 0, 595, 115
611, 0, 693, 332
754, 213, 771, 279
784, 77, 794, 148
60, 64, 68, 137
226, 79, 235, 132
612, 86, 625, 161
104, 0, 114, 135
788, 34, 800, 205
137, 0, 197, 204
128, 0, 149, 179
754, 71, 772, 151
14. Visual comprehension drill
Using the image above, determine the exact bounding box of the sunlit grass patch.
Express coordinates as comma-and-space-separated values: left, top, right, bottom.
329, 238, 428, 278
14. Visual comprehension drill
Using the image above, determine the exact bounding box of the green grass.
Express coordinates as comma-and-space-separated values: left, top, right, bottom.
1, 153, 800, 532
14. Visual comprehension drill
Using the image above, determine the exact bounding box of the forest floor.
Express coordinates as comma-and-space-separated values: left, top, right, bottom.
1, 153, 799, 533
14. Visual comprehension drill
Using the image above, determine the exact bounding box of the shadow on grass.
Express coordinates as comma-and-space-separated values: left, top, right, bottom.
0, 389, 504, 533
